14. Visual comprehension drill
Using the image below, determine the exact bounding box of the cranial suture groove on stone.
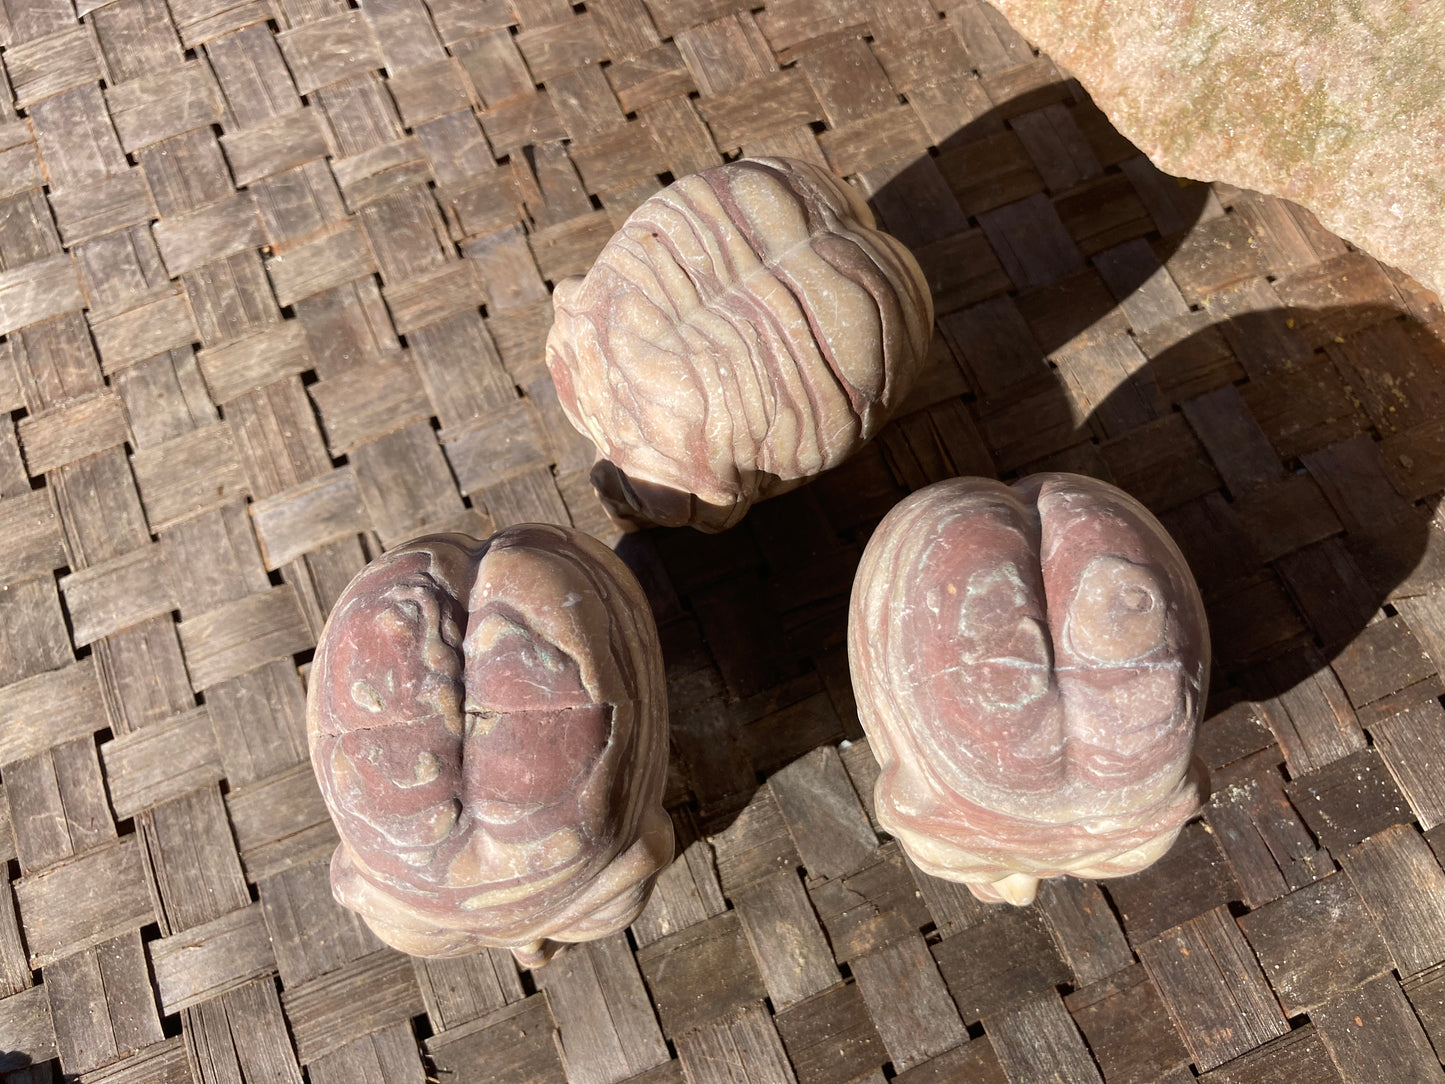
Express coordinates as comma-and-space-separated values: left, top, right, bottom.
848, 473, 1209, 906
307, 526, 672, 966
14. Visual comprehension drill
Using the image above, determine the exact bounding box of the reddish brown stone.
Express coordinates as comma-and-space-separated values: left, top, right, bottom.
848, 474, 1208, 905
992, 0, 1445, 298
308, 526, 672, 964
546, 157, 934, 533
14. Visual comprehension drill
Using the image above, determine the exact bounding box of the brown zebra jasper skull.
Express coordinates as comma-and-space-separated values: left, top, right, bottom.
307, 526, 673, 966
848, 474, 1209, 906
546, 156, 934, 533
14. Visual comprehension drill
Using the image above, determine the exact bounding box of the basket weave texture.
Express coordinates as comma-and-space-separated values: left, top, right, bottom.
2, 0, 1445, 1081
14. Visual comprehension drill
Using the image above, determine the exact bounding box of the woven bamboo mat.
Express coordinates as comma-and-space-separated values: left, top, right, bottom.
2, 0, 1445, 1080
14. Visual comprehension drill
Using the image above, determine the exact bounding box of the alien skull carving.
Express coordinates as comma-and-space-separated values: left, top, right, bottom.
848, 474, 1209, 905
307, 526, 673, 965
546, 156, 934, 532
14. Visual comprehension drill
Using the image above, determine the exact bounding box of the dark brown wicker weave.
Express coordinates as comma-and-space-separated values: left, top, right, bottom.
2, 1, 1444, 1081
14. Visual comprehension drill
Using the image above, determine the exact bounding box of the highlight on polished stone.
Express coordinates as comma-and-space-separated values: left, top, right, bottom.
546, 156, 934, 533
306, 526, 673, 966
848, 473, 1209, 906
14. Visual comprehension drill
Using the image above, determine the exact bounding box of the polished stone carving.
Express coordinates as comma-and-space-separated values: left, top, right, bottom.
547, 156, 934, 532
307, 526, 672, 965
848, 474, 1208, 905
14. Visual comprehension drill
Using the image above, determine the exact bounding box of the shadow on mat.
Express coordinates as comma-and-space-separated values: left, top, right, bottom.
609, 90, 1444, 834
